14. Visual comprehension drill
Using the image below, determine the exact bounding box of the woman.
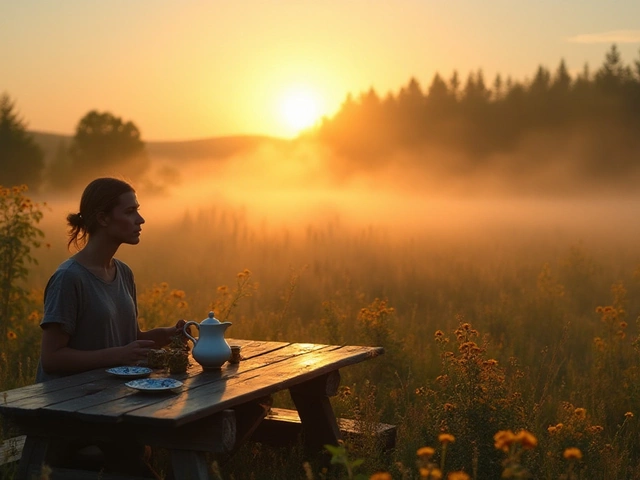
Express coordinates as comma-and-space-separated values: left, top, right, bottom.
37, 177, 184, 382
35, 177, 184, 474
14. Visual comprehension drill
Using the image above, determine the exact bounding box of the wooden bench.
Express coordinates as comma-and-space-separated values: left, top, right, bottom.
0, 435, 26, 467
251, 408, 397, 451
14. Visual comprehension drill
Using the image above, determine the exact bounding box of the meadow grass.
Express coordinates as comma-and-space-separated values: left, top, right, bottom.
3, 194, 640, 479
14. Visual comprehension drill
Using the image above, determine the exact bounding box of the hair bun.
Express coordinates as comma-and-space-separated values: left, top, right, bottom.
67, 212, 84, 227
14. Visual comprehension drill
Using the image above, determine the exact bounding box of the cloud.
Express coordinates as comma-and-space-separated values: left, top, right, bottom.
568, 30, 640, 44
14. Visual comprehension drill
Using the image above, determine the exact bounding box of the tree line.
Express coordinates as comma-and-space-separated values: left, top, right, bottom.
315, 44, 640, 182
2, 44, 640, 192
0, 95, 148, 192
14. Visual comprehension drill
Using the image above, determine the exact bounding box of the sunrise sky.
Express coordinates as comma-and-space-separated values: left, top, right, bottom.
2, 0, 640, 141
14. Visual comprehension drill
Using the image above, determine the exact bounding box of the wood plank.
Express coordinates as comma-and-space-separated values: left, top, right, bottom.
0, 369, 107, 407
15, 435, 49, 480
253, 408, 397, 451
75, 343, 335, 424
0, 435, 25, 465
170, 449, 211, 480
37, 343, 329, 424
8, 409, 236, 454
124, 345, 383, 427
291, 385, 342, 450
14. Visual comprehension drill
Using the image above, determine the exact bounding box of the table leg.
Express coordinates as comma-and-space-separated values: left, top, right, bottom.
15, 435, 49, 480
231, 395, 272, 454
289, 373, 342, 451
171, 449, 211, 480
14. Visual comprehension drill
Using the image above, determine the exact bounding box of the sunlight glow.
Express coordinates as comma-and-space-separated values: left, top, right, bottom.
278, 87, 322, 135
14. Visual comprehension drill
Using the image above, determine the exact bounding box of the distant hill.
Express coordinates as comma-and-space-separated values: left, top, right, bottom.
30, 131, 288, 165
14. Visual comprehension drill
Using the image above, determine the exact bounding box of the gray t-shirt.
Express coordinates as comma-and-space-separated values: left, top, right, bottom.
35, 258, 139, 382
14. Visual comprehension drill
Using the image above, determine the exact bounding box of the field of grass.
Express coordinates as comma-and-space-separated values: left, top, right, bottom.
3, 186, 640, 479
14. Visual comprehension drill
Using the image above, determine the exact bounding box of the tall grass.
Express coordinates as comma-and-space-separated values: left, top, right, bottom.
3, 191, 640, 478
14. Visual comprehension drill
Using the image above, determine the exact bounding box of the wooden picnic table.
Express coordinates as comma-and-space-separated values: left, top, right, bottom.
0, 339, 384, 479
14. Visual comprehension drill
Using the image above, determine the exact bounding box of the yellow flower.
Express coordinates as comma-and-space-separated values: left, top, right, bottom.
494, 430, 516, 452
447, 472, 470, 480
587, 425, 603, 434
434, 330, 444, 337
417, 446, 435, 458
625, 411, 634, 419
563, 447, 583, 460
369, 473, 392, 480
425, 468, 443, 480
7, 331, 17, 340
443, 403, 455, 412
438, 433, 455, 444
515, 430, 538, 449
574, 408, 587, 419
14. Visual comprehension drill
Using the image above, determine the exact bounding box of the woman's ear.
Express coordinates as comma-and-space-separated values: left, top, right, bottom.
96, 211, 110, 227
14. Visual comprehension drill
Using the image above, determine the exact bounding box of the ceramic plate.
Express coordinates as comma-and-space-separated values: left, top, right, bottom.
125, 378, 183, 392
106, 366, 153, 378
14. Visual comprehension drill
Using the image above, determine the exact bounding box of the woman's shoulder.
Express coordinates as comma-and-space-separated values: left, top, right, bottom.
46, 258, 88, 286
113, 258, 135, 281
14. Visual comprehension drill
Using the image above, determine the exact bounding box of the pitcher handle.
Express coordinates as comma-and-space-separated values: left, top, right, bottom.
183, 321, 199, 345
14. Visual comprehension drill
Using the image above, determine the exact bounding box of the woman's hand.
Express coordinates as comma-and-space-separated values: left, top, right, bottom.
137, 320, 187, 348
174, 319, 187, 335
120, 340, 156, 364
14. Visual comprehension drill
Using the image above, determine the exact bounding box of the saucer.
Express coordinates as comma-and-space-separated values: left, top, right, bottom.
125, 378, 183, 392
106, 366, 153, 378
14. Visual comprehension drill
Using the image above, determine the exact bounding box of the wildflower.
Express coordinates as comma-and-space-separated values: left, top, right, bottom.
443, 403, 455, 412
171, 289, 186, 299
494, 430, 516, 452
625, 411, 634, 419
574, 408, 587, 419
587, 425, 603, 434
483, 359, 498, 366
515, 430, 538, 449
177, 301, 188, 309
237, 268, 251, 278
563, 448, 582, 460
438, 433, 455, 444
369, 473, 392, 480
447, 473, 470, 480
420, 468, 442, 479
434, 330, 444, 337
417, 446, 435, 458
7, 331, 17, 340
620, 321, 628, 329
547, 425, 557, 434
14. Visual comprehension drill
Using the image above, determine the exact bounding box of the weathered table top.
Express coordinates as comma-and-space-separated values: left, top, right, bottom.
0, 339, 384, 479
0, 339, 383, 428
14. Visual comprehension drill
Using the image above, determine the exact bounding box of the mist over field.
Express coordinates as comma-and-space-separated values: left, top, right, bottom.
30, 133, 640, 326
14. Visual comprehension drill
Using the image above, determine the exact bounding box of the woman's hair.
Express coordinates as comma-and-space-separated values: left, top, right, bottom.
67, 177, 135, 251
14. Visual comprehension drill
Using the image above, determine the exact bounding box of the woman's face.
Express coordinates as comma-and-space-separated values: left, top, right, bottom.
104, 191, 145, 245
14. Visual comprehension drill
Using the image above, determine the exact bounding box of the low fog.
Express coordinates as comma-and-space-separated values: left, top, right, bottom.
126, 132, 640, 244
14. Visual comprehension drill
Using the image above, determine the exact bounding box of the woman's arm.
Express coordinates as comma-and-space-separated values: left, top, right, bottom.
40, 323, 155, 375
137, 319, 186, 347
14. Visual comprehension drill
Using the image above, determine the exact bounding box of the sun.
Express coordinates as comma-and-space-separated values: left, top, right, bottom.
278, 87, 322, 135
